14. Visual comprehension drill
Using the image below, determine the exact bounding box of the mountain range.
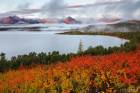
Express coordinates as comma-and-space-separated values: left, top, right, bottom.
0, 16, 81, 24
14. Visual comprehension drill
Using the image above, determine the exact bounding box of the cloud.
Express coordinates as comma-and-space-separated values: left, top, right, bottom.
0, 0, 67, 18
69, 0, 140, 19
0, 9, 41, 18
41, 0, 67, 18
0, 0, 140, 20
95, 0, 122, 3
18, 3, 31, 10
101, 0, 140, 19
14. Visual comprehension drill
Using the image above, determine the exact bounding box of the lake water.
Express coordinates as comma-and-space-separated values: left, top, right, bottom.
0, 31, 128, 59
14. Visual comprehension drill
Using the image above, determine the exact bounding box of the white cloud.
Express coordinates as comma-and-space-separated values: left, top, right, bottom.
0, 0, 140, 20
18, 3, 31, 10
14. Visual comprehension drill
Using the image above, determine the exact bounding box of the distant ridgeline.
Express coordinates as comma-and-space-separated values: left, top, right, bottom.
0, 16, 81, 25
80, 20, 140, 32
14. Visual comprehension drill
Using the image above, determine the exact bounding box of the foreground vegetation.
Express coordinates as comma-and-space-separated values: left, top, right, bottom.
0, 48, 140, 93
0, 31, 140, 93
0, 52, 73, 72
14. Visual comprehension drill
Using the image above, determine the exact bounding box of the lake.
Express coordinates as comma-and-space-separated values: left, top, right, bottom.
0, 31, 128, 59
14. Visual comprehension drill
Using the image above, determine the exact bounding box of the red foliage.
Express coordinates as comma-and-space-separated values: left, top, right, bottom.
0, 46, 140, 92
48, 48, 140, 86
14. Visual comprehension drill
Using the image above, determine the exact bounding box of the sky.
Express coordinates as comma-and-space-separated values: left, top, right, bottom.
0, 0, 95, 12
0, 0, 140, 19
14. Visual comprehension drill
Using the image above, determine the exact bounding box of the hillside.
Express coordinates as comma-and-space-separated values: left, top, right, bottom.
80, 20, 140, 32
0, 45, 140, 93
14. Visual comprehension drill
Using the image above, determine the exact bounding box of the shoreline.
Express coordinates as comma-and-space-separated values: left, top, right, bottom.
58, 30, 140, 39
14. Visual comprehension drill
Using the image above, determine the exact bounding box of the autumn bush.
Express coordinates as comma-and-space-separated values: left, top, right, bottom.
0, 47, 140, 93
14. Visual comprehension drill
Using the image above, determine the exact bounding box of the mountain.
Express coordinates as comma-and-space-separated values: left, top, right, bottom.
0, 16, 81, 24
62, 17, 81, 24
0, 16, 41, 24
41, 17, 81, 24
0, 16, 20, 24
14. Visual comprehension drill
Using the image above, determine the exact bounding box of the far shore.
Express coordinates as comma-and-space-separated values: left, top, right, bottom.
58, 30, 140, 39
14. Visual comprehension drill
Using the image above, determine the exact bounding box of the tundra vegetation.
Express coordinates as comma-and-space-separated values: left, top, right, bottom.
0, 31, 140, 93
